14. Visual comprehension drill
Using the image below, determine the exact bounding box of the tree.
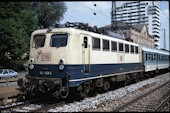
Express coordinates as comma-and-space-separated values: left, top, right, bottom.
31, 2, 67, 28
0, 2, 37, 68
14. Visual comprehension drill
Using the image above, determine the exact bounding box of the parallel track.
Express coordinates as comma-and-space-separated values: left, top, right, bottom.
0, 96, 67, 112
112, 80, 170, 112
0, 101, 31, 112
30, 101, 66, 112
154, 96, 170, 112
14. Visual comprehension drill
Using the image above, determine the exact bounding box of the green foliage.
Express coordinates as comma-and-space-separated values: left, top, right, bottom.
0, 2, 37, 68
31, 2, 67, 28
0, 2, 67, 70
7, 60, 27, 71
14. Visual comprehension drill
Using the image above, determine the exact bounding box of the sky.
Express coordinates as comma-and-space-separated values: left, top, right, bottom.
60, 1, 169, 50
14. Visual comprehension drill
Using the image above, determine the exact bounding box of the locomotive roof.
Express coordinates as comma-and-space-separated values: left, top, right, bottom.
32, 27, 139, 47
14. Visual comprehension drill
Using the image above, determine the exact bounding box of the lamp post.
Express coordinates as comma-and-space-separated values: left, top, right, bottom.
161, 29, 166, 49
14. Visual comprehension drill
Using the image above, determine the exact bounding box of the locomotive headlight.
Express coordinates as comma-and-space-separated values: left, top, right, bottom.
59, 65, 64, 71
59, 59, 65, 71
29, 64, 34, 69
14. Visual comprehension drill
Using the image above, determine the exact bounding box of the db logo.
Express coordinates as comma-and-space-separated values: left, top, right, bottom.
41, 53, 51, 61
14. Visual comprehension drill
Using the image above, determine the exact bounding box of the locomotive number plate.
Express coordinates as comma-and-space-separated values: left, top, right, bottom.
40, 70, 52, 75
41, 53, 51, 61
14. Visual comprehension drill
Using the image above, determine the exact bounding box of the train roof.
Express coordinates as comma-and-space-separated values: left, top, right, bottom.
141, 45, 170, 55
32, 27, 140, 47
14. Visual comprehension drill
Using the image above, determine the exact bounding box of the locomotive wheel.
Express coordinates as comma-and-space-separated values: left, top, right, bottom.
125, 74, 133, 85
103, 81, 110, 91
84, 83, 91, 94
79, 82, 91, 99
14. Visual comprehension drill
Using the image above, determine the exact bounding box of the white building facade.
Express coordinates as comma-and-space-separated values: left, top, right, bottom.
112, 1, 160, 48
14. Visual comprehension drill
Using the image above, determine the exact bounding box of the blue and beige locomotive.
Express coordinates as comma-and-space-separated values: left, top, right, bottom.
18, 22, 170, 98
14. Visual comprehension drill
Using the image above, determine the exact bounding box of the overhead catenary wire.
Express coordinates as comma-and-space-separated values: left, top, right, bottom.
65, 2, 108, 27
76, 2, 111, 19
92, 1, 111, 23
65, 3, 98, 24
75, 2, 108, 26
75, 2, 110, 25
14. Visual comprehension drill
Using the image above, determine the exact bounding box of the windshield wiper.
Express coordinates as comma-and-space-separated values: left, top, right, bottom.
56, 40, 66, 48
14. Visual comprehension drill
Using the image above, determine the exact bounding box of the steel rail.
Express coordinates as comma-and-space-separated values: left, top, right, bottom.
154, 95, 170, 112
112, 80, 170, 112
31, 101, 66, 112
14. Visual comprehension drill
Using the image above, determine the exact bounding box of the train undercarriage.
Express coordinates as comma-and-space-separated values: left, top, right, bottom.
17, 68, 169, 99
18, 75, 69, 99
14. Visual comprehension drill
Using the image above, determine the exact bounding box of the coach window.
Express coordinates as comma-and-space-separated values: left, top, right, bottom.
125, 44, 129, 53
163, 55, 165, 61
146, 53, 148, 61
119, 43, 124, 52
135, 46, 138, 54
50, 34, 68, 47
111, 41, 117, 51
32, 35, 46, 48
158, 54, 159, 61
162, 55, 164, 61
159, 54, 161, 61
148, 53, 150, 61
167, 55, 169, 61
103, 39, 110, 51
151, 53, 153, 61
164, 55, 166, 61
130, 45, 134, 53
92, 37, 101, 50
153, 54, 156, 61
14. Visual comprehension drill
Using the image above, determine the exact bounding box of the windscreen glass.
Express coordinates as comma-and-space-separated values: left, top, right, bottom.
50, 34, 68, 48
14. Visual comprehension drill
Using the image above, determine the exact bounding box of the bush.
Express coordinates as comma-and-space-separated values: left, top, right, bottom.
5, 59, 28, 71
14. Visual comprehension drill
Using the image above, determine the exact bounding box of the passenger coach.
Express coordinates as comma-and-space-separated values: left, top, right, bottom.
141, 45, 170, 72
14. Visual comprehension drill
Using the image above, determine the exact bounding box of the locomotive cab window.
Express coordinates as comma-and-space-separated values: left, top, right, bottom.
50, 34, 68, 47
32, 35, 46, 48
92, 37, 101, 50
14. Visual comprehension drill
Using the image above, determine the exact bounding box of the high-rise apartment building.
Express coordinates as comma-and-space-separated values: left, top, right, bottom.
111, 1, 160, 48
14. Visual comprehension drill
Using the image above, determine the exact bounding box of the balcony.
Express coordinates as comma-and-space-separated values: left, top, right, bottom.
154, 41, 160, 47
154, 37, 160, 41
152, 31, 160, 35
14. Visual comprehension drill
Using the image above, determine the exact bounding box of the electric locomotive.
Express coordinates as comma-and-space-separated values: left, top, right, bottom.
18, 22, 169, 98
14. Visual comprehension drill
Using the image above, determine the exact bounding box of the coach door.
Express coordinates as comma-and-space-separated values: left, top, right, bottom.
81, 34, 90, 74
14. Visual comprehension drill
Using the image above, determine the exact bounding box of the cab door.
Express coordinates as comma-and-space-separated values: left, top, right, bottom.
80, 34, 91, 74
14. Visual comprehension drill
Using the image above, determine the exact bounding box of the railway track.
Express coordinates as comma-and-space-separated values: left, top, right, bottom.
30, 101, 66, 112
1, 72, 169, 112
0, 97, 67, 112
0, 101, 31, 112
112, 80, 170, 112
154, 95, 170, 112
